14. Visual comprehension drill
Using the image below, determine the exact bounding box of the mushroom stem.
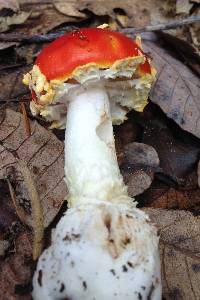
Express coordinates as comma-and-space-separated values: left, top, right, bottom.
65, 82, 128, 206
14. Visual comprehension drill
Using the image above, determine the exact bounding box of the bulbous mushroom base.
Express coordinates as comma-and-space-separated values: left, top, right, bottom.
32, 202, 161, 300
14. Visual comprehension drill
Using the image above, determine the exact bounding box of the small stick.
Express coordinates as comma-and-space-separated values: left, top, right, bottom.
0, 16, 200, 43
6, 178, 28, 225
20, 102, 31, 137
0, 26, 77, 43
18, 160, 44, 260
121, 15, 200, 35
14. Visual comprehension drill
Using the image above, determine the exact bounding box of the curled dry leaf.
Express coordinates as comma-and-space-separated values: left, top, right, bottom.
0, 1, 79, 51
15, 1, 82, 36
143, 120, 200, 181
0, 10, 30, 33
142, 34, 200, 138
0, 65, 29, 103
50, 0, 175, 28
157, 32, 200, 77
15, 0, 177, 38
176, 0, 193, 14
0, 109, 67, 227
0, 0, 28, 49
120, 142, 160, 196
146, 208, 200, 300
115, 120, 140, 165
189, 8, 200, 56
54, 2, 86, 18
0, 0, 19, 11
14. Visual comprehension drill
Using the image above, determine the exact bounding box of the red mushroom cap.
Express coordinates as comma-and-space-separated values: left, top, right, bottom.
35, 28, 151, 81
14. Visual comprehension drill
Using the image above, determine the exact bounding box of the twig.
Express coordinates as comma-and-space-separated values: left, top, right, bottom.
6, 178, 29, 225
0, 26, 77, 43
0, 16, 200, 44
20, 102, 31, 137
122, 15, 200, 34
18, 160, 44, 260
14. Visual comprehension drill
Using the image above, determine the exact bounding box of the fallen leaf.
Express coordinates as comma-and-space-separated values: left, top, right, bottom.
19, 0, 176, 31
146, 208, 200, 300
0, 231, 33, 300
142, 119, 200, 181
0, 1, 79, 51
120, 142, 160, 196
144, 186, 200, 210
123, 142, 159, 167
189, 8, 200, 56
0, 41, 16, 50
115, 120, 140, 165
142, 33, 200, 138
15, 2, 82, 36
0, 0, 29, 50
54, 2, 86, 18
51, 0, 174, 28
0, 65, 29, 103
125, 170, 153, 197
0, 11, 30, 33
176, 0, 193, 14
0, 0, 19, 12
0, 109, 67, 227
157, 32, 200, 77
0, 179, 19, 248
0, 240, 9, 256
0, 176, 33, 298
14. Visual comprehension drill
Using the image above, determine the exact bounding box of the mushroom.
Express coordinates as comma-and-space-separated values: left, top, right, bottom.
23, 28, 161, 300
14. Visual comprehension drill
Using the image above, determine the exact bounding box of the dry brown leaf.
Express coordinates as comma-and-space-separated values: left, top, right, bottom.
0, 1, 79, 51
50, 0, 173, 28
145, 187, 200, 210
120, 142, 160, 196
54, 2, 86, 18
142, 119, 200, 180
0, 0, 19, 11
157, 32, 200, 77
142, 34, 200, 138
123, 142, 159, 167
0, 66, 29, 103
16, 2, 82, 36
0, 1, 30, 33
0, 231, 32, 300
0, 179, 19, 242
189, 8, 200, 55
0, 240, 9, 256
19, 0, 175, 29
176, 0, 193, 14
0, 11, 30, 33
115, 120, 140, 165
0, 109, 67, 227
146, 208, 200, 300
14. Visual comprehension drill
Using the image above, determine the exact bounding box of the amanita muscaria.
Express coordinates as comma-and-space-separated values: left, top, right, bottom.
23, 27, 161, 300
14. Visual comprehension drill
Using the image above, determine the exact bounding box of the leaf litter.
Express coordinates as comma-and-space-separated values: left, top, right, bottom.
141, 33, 200, 138
0, 0, 200, 299
0, 109, 67, 228
146, 208, 200, 300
